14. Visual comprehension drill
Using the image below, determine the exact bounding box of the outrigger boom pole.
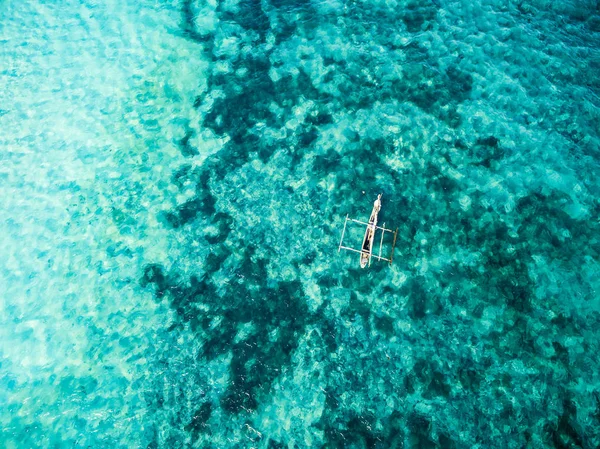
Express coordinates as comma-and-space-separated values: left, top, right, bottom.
347, 218, 394, 233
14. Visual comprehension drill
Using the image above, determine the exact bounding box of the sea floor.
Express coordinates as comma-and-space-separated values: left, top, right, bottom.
1, 0, 600, 448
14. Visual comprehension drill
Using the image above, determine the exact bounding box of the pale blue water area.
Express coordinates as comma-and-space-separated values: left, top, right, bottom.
1, 0, 599, 447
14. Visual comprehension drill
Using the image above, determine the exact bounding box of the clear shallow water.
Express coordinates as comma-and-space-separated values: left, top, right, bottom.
1, 0, 599, 447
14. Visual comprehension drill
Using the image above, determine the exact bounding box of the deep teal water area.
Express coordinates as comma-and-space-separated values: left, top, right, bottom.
1, 0, 600, 447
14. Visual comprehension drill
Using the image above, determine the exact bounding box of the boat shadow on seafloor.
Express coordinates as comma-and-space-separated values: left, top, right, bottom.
338, 193, 398, 268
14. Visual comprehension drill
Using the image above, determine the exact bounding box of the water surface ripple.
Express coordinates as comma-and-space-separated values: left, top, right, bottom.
1, 0, 600, 448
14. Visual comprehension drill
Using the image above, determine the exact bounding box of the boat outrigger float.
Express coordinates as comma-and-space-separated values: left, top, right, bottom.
338, 194, 398, 268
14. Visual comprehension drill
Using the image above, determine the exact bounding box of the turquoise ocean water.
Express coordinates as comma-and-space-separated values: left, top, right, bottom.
1, 0, 599, 447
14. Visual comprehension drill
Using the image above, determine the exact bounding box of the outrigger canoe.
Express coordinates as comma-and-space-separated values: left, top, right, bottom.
338, 193, 398, 268
360, 194, 382, 267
